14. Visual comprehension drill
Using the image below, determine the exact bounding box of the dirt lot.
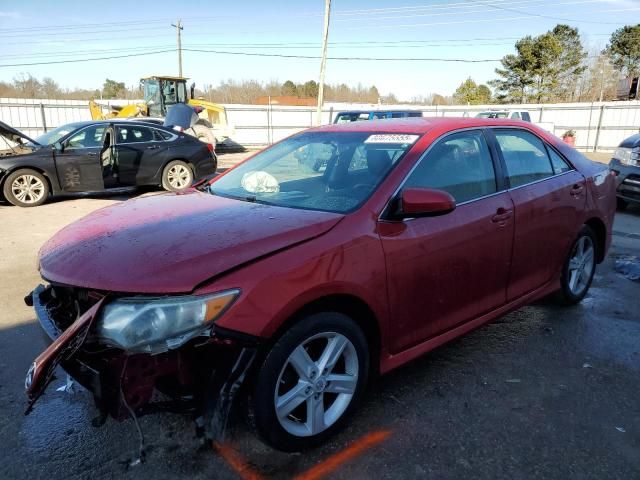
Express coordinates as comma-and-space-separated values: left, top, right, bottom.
1, 151, 639, 479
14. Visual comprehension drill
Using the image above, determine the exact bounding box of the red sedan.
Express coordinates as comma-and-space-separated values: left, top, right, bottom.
25, 118, 615, 452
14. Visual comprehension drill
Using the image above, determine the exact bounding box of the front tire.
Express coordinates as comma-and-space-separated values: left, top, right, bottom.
161, 160, 194, 191
2, 169, 49, 207
250, 313, 369, 452
556, 225, 597, 305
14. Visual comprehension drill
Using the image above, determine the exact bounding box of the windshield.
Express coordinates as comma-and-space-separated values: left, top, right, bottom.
32, 124, 80, 146
143, 79, 161, 105
210, 131, 419, 213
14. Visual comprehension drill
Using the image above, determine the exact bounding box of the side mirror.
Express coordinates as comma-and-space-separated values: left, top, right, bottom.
396, 187, 456, 218
190, 82, 195, 100
53, 141, 64, 153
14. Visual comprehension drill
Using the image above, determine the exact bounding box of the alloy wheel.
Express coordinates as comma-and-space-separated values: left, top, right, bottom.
167, 164, 191, 189
274, 332, 358, 437
567, 235, 595, 296
11, 174, 45, 204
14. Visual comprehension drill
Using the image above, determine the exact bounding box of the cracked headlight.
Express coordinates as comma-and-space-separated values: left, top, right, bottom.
95, 289, 240, 353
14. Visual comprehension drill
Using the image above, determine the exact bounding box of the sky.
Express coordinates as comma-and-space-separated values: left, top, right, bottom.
0, 0, 638, 99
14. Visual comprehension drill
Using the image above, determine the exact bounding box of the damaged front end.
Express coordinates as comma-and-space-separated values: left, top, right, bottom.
24, 284, 257, 444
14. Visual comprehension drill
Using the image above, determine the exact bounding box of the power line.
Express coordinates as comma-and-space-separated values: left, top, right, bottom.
4, 33, 611, 49
0, 47, 502, 67
333, 0, 603, 20
0, 0, 620, 37
0, 0, 531, 34
183, 48, 502, 62
0, 24, 173, 38
331, 0, 563, 15
0, 45, 613, 68
0, 49, 176, 68
469, 1, 640, 25
1, 46, 174, 60
0, 18, 171, 33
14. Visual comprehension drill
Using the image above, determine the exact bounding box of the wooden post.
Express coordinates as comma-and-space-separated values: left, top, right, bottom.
171, 20, 184, 77
316, 0, 331, 126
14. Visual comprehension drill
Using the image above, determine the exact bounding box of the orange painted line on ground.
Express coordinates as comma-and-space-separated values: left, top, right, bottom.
213, 441, 264, 480
294, 430, 392, 480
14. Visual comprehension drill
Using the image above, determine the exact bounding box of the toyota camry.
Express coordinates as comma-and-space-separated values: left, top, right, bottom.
24, 117, 615, 452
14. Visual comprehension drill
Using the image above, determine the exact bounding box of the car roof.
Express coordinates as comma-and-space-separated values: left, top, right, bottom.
62, 119, 171, 130
336, 110, 419, 114
315, 116, 536, 134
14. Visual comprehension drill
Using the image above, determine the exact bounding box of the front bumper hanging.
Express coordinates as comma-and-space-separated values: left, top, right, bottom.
24, 284, 259, 443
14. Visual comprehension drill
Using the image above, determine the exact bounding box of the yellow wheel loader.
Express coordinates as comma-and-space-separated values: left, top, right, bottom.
89, 76, 234, 144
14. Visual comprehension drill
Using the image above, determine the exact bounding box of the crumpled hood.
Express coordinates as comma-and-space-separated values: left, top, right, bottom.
39, 190, 343, 293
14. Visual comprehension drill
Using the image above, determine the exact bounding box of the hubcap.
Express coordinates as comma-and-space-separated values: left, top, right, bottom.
167, 165, 191, 189
11, 174, 45, 204
568, 235, 595, 295
274, 332, 358, 437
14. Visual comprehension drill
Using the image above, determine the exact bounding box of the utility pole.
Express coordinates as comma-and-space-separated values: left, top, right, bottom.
316, 0, 331, 126
598, 67, 605, 103
172, 19, 183, 77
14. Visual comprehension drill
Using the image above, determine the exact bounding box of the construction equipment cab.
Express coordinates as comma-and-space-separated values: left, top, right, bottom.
142, 76, 188, 118
90, 76, 234, 145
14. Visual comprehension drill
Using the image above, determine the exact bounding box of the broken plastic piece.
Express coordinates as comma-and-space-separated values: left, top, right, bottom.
204, 347, 256, 441
56, 374, 76, 393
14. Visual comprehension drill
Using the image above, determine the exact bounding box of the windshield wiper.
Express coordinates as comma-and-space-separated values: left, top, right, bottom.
208, 189, 260, 204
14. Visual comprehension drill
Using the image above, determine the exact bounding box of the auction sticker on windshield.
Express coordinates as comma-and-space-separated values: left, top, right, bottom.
364, 134, 419, 144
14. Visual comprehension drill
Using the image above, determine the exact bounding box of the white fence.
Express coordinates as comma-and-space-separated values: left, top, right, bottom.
1, 97, 639, 152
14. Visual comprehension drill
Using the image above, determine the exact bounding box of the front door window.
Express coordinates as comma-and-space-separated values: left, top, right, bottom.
404, 130, 497, 203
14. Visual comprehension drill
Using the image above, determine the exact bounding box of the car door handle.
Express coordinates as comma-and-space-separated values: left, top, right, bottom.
86, 152, 97, 156
146, 145, 160, 150
491, 208, 513, 223
570, 184, 584, 195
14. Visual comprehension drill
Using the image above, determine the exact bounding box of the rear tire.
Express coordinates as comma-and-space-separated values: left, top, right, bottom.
161, 160, 194, 191
555, 225, 597, 305
2, 169, 49, 207
249, 312, 369, 452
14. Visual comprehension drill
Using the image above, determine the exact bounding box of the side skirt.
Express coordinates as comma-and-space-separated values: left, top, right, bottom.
380, 280, 559, 374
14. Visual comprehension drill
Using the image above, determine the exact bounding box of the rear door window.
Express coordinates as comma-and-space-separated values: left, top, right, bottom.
494, 129, 554, 188
116, 125, 155, 144
404, 130, 497, 203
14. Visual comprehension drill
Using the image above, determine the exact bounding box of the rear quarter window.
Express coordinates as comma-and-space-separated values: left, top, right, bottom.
546, 147, 573, 174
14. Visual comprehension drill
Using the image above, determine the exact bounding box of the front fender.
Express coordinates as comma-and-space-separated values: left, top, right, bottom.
196, 230, 389, 345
